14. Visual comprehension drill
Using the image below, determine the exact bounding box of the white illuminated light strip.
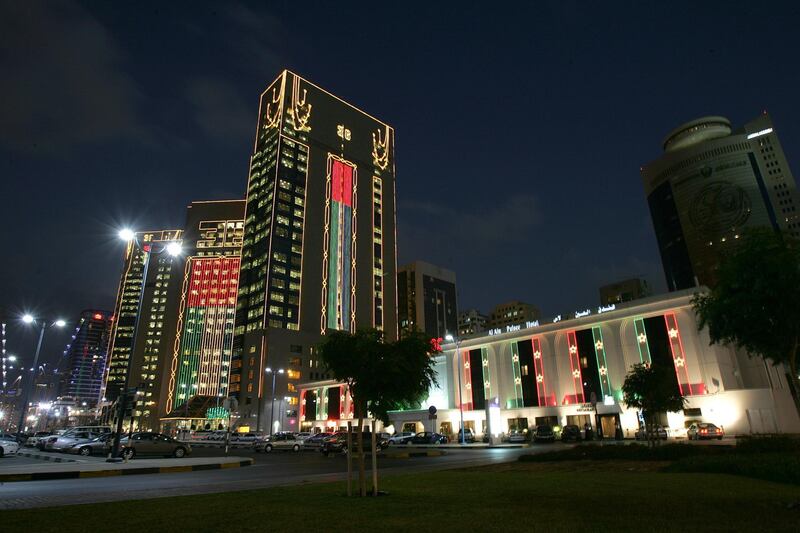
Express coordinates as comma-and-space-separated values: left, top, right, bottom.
747, 127, 773, 140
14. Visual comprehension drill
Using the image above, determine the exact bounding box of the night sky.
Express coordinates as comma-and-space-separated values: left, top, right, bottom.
3, 1, 800, 366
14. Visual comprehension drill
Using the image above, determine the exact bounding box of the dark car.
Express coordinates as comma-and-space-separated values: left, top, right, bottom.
321, 431, 388, 455
635, 426, 668, 440
303, 432, 332, 450
560, 424, 582, 442
410, 432, 448, 445
533, 425, 555, 443
119, 432, 191, 459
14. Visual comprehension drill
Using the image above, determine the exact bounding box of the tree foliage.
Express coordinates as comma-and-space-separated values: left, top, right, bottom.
623, 363, 686, 446
692, 227, 800, 401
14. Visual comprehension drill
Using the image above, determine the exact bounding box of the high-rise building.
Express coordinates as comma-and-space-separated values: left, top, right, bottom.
642, 113, 800, 290
162, 200, 244, 431
488, 300, 541, 330
57, 310, 113, 407
397, 261, 458, 340
458, 308, 488, 337
232, 70, 398, 432
102, 229, 183, 430
599, 278, 650, 306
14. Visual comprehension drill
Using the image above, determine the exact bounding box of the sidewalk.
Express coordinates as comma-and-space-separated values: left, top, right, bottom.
0, 455, 254, 482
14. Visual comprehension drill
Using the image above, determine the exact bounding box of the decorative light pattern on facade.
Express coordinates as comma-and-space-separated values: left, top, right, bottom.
566, 331, 585, 404
372, 126, 389, 170
591, 326, 611, 398
510, 342, 523, 407
664, 312, 694, 395
531, 337, 548, 406
372, 176, 384, 330
633, 317, 652, 365
287, 75, 311, 132
321, 156, 357, 332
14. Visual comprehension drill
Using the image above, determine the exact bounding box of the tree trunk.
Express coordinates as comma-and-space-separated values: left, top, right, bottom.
788, 338, 800, 414
371, 419, 378, 496
346, 421, 352, 497
357, 402, 366, 497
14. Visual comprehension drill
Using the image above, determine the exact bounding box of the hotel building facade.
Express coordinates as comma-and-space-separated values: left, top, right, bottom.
231, 70, 398, 432
299, 290, 800, 437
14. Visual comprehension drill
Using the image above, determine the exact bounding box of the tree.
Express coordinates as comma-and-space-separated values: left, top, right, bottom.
692, 228, 800, 406
318, 328, 438, 496
622, 363, 686, 447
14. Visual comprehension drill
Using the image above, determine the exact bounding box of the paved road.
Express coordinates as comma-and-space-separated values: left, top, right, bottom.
0, 444, 554, 510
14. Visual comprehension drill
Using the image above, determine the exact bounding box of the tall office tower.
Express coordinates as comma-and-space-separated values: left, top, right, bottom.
488, 300, 541, 330
103, 229, 183, 430
162, 200, 244, 431
642, 113, 800, 290
57, 310, 113, 407
458, 308, 488, 337
232, 70, 398, 431
397, 261, 458, 340
599, 278, 650, 306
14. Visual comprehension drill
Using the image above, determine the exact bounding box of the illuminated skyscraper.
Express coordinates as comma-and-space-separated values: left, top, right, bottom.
162, 200, 244, 430
58, 310, 113, 407
103, 229, 183, 429
232, 70, 398, 431
642, 113, 800, 290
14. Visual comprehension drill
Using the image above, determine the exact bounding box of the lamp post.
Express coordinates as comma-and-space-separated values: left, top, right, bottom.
108, 228, 181, 462
265, 367, 284, 435
16, 315, 66, 441
445, 334, 466, 445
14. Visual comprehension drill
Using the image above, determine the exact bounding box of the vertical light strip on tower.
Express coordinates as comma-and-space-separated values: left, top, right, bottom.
322, 155, 357, 332
509, 342, 524, 408
531, 337, 548, 406
664, 312, 694, 395
372, 176, 384, 330
633, 317, 652, 365
480, 347, 492, 402
591, 326, 611, 398
566, 331, 585, 404
299, 389, 306, 422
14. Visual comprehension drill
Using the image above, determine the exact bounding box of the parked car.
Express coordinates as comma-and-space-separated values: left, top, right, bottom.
387, 431, 415, 444
293, 432, 312, 441
46, 431, 101, 452
455, 428, 476, 443
66, 433, 112, 456
25, 431, 52, 447
254, 432, 301, 453
687, 423, 724, 441
410, 432, 448, 445
321, 431, 388, 455
635, 426, 669, 440
303, 432, 332, 449
0, 436, 20, 457
0, 432, 26, 444
533, 425, 556, 443
230, 432, 265, 443
119, 432, 191, 459
505, 430, 527, 443
560, 424, 582, 442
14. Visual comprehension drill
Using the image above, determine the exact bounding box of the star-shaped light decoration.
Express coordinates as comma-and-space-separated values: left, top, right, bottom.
572, 369, 581, 379
300, 416, 306, 421
484, 380, 491, 389
464, 361, 470, 370
569, 345, 577, 355
512, 354, 519, 363
598, 366, 607, 376
674, 357, 685, 367
482, 358, 489, 367
301, 399, 306, 405
514, 377, 522, 385
637, 333, 647, 344
536, 374, 544, 383
595, 340, 604, 351
668, 328, 679, 339
534, 351, 541, 359
465, 383, 472, 390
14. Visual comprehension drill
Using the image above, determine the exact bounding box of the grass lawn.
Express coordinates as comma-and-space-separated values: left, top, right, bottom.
4, 462, 800, 532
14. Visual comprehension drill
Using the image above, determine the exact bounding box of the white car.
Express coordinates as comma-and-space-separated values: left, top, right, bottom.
388, 431, 415, 444
0, 437, 20, 457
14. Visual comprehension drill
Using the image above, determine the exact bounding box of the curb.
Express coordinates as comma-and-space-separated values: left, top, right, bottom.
382, 450, 447, 459
0, 458, 253, 483
16, 451, 77, 463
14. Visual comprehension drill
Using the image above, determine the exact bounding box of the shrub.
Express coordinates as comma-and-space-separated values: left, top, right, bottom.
664, 453, 800, 486
735, 435, 800, 454
518, 443, 727, 463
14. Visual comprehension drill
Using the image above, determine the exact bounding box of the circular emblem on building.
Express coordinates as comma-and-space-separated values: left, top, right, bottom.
689, 181, 751, 233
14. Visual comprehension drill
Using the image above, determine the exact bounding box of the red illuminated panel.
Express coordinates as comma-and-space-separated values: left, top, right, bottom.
300, 390, 306, 422
460, 350, 473, 411
331, 160, 353, 207
187, 257, 240, 307
664, 312, 694, 396
566, 331, 585, 404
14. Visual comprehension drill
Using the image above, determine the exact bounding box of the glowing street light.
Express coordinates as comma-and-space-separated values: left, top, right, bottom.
166, 241, 182, 257
22, 314, 34, 324
265, 367, 285, 435
118, 228, 135, 242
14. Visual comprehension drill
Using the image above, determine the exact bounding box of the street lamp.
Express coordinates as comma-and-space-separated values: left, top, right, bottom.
445, 334, 466, 445
16, 315, 66, 440
265, 367, 284, 435
108, 228, 182, 462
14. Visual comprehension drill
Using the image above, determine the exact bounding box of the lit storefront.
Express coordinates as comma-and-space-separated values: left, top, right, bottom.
299, 289, 800, 438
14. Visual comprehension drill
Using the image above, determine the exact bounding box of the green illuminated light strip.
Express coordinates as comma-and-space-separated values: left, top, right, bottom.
481, 347, 492, 401
633, 318, 652, 365
591, 326, 611, 397
510, 342, 523, 408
